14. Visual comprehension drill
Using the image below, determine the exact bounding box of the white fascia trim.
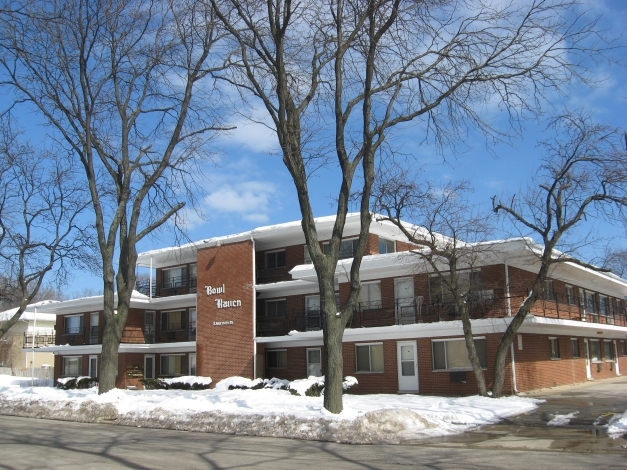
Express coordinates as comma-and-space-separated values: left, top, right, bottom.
256, 318, 514, 348
255, 279, 319, 299
31, 341, 196, 355
518, 315, 627, 339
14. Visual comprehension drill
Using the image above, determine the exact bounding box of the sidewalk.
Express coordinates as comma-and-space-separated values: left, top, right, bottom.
416, 376, 627, 453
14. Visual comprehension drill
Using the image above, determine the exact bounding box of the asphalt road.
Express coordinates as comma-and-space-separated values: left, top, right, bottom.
0, 413, 626, 470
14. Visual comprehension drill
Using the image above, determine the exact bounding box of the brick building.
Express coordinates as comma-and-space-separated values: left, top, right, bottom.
33, 214, 627, 394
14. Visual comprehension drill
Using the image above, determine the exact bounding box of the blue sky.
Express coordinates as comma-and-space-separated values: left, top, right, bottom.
5, 0, 626, 297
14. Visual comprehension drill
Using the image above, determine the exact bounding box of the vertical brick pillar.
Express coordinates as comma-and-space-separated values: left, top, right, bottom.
196, 240, 254, 385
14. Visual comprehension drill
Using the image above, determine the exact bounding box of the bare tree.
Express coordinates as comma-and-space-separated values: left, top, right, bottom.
0, 117, 92, 341
212, 0, 606, 412
602, 247, 627, 277
0, 0, 229, 393
491, 112, 627, 396
374, 169, 494, 396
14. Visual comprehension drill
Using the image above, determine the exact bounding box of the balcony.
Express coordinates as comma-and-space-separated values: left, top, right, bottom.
256, 266, 290, 284
135, 276, 197, 298
23, 330, 56, 348
53, 324, 197, 346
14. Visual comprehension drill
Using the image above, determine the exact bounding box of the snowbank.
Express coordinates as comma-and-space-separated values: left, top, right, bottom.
607, 411, 627, 438
0, 374, 541, 444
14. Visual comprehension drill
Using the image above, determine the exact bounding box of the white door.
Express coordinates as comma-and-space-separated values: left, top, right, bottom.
88, 355, 98, 378
306, 348, 322, 377
614, 341, 620, 376
583, 338, 592, 380
397, 341, 419, 392
395, 278, 415, 324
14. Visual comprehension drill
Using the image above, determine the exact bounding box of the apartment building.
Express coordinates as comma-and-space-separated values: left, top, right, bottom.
32, 214, 627, 394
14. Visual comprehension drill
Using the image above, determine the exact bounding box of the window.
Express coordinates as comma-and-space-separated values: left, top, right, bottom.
544, 280, 555, 301
355, 343, 384, 372
266, 349, 287, 369
64, 315, 83, 335
304, 246, 312, 264
265, 299, 287, 318
88, 356, 98, 378
620, 340, 627, 356
589, 339, 601, 362
161, 310, 183, 330
358, 281, 382, 310
162, 266, 186, 288
63, 356, 82, 376
549, 337, 560, 359
570, 338, 580, 358
324, 238, 359, 260
599, 296, 609, 317
144, 355, 155, 379
190, 264, 197, 289
265, 250, 286, 269
585, 291, 596, 314
617, 299, 623, 318
430, 271, 481, 304
189, 353, 196, 375
566, 286, 575, 305
160, 354, 184, 376
432, 338, 487, 371
379, 238, 395, 254
603, 340, 615, 362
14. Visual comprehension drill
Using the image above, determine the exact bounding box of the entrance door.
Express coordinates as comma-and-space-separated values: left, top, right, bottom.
144, 311, 156, 343
395, 278, 415, 324
397, 341, 419, 392
306, 348, 322, 377
144, 354, 155, 380
189, 353, 197, 376
88, 355, 98, 378
583, 338, 592, 380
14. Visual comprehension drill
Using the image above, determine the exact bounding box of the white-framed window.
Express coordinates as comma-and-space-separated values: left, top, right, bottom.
88, 355, 98, 378
603, 340, 615, 362
358, 281, 382, 310
304, 245, 312, 264
266, 349, 287, 369
161, 310, 183, 330
566, 285, 575, 305
265, 250, 286, 269
188, 308, 197, 330
544, 280, 555, 301
620, 340, 627, 356
599, 296, 609, 317
160, 354, 184, 376
570, 338, 580, 358
549, 337, 560, 359
265, 299, 287, 318
432, 338, 487, 371
378, 238, 395, 254
162, 266, 186, 288
63, 356, 82, 376
324, 238, 359, 260
355, 343, 384, 373
64, 314, 84, 335
585, 291, 596, 314
589, 339, 601, 362
144, 354, 155, 379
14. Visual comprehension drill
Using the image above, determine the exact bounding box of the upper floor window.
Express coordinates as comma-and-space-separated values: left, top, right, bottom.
358, 281, 382, 310
585, 291, 596, 313
266, 250, 286, 269
265, 299, 287, 318
161, 310, 183, 331
324, 238, 359, 260
379, 238, 395, 254
64, 315, 83, 335
543, 280, 555, 301
566, 285, 575, 305
162, 266, 187, 288
599, 296, 609, 316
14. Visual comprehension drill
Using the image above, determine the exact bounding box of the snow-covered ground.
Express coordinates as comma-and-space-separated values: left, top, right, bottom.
0, 374, 543, 444
607, 411, 627, 438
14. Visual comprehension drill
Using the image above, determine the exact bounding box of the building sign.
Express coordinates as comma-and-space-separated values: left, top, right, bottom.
205, 284, 242, 309
213, 320, 234, 326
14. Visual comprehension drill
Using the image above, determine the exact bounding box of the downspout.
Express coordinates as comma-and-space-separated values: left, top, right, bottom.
505, 262, 518, 393
251, 235, 257, 379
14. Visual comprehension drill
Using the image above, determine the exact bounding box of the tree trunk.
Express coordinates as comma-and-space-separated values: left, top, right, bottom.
320, 273, 345, 413
460, 304, 487, 396
99, 319, 120, 392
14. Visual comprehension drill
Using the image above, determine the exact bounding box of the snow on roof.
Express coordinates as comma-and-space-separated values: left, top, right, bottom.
0, 303, 58, 322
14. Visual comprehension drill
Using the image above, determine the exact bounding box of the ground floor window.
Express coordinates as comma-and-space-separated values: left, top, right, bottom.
549, 337, 560, 359
160, 354, 184, 376
266, 349, 287, 369
432, 338, 487, 371
603, 340, 615, 362
589, 339, 601, 362
621, 340, 627, 356
88, 355, 98, 378
570, 338, 580, 358
63, 356, 82, 376
355, 343, 384, 372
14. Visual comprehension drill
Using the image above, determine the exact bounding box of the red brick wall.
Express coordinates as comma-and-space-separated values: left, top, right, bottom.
196, 240, 254, 385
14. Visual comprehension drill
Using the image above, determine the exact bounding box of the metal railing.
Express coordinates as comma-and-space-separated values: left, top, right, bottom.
23, 330, 56, 348
135, 276, 197, 298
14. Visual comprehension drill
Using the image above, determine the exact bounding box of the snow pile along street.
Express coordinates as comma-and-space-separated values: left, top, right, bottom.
0, 375, 542, 444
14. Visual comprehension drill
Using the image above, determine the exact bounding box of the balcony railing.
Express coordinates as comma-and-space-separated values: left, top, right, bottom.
256, 266, 289, 284
53, 323, 197, 346
135, 276, 197, 298
23, 330, 56, 348
255, 294, 627, 337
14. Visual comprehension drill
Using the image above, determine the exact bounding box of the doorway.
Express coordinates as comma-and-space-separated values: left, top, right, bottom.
397, 341, 419, 392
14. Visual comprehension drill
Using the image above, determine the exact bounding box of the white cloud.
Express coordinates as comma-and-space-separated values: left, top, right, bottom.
203, 180, 278, 223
